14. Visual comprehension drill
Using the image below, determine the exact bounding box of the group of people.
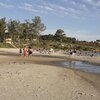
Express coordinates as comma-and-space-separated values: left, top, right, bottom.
19, 46, 33, 57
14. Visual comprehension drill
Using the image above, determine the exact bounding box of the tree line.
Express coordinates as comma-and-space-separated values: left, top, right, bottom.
0, 16, 46, 43
0, 17, 76, 47
0, 16, 100, 51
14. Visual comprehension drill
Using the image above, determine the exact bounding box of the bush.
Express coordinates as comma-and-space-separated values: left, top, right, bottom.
0, 43, 14, 48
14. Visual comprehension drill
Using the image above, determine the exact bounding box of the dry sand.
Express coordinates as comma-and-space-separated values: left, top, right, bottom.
0, 48, 100, 100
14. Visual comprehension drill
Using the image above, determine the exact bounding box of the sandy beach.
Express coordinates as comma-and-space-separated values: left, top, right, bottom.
0, 48, 100, 100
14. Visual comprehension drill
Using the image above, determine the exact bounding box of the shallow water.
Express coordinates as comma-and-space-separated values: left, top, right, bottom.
55, 60, 100, 74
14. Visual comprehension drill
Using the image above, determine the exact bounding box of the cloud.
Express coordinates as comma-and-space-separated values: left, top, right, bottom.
19, 6, 39, 12
24, 3, 33, 7
56, 5, 67, 11
38, 5, 53, 11
19, 3, 38, 12
83, 0, 100, 7
44, 6, 53, 11
1, 0, 100, 19
38, 1, 92, 18
18, 3, 48, 14
0, 2, 14, 8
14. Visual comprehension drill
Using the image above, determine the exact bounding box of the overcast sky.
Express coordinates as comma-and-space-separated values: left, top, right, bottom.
0, 0, 100, 41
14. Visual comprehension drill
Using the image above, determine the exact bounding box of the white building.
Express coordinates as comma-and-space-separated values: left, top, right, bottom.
5, 38, 12, 44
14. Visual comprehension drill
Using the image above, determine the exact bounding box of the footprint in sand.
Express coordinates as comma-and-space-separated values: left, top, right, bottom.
13, 61, 16, 64
15, 71, 21, 75
0, 74, 3, 78
73, 91, 83, 99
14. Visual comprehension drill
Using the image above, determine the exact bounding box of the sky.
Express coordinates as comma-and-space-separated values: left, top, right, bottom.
0, 0, 100, 41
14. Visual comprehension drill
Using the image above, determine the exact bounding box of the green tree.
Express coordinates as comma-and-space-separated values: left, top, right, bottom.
55, 29, 65, 36
0, 17, 6, 42
96, 39, 100, 43
7, 19, 21, 43
22, 20, 31, 40
31, 16, 46, 38
54, 29, 65, 42
21, 16, 46, 42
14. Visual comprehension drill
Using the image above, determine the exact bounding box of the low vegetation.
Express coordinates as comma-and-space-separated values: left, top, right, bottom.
0, 43, 14, 48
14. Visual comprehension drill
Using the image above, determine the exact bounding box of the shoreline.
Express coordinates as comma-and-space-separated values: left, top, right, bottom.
0, 48, 100, 65
0, 48, 100, 100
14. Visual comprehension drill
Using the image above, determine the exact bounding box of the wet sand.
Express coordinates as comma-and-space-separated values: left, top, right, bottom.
0, 48, 100, 100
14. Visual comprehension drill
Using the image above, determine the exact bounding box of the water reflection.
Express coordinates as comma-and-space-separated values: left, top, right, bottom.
58, 60, 100, 74
67, 61, 76, 68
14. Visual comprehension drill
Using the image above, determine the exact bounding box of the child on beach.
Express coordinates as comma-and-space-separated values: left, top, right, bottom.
19, 48, 22, 56
23, 46, 27, 57
28, 46, 33, 56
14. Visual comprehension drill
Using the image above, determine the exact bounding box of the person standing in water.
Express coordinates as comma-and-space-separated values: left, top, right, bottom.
23, 46, 27, 57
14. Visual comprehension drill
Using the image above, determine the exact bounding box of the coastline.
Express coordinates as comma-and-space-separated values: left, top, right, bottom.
0, 48, 100, 100
0, 48, 100, 65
